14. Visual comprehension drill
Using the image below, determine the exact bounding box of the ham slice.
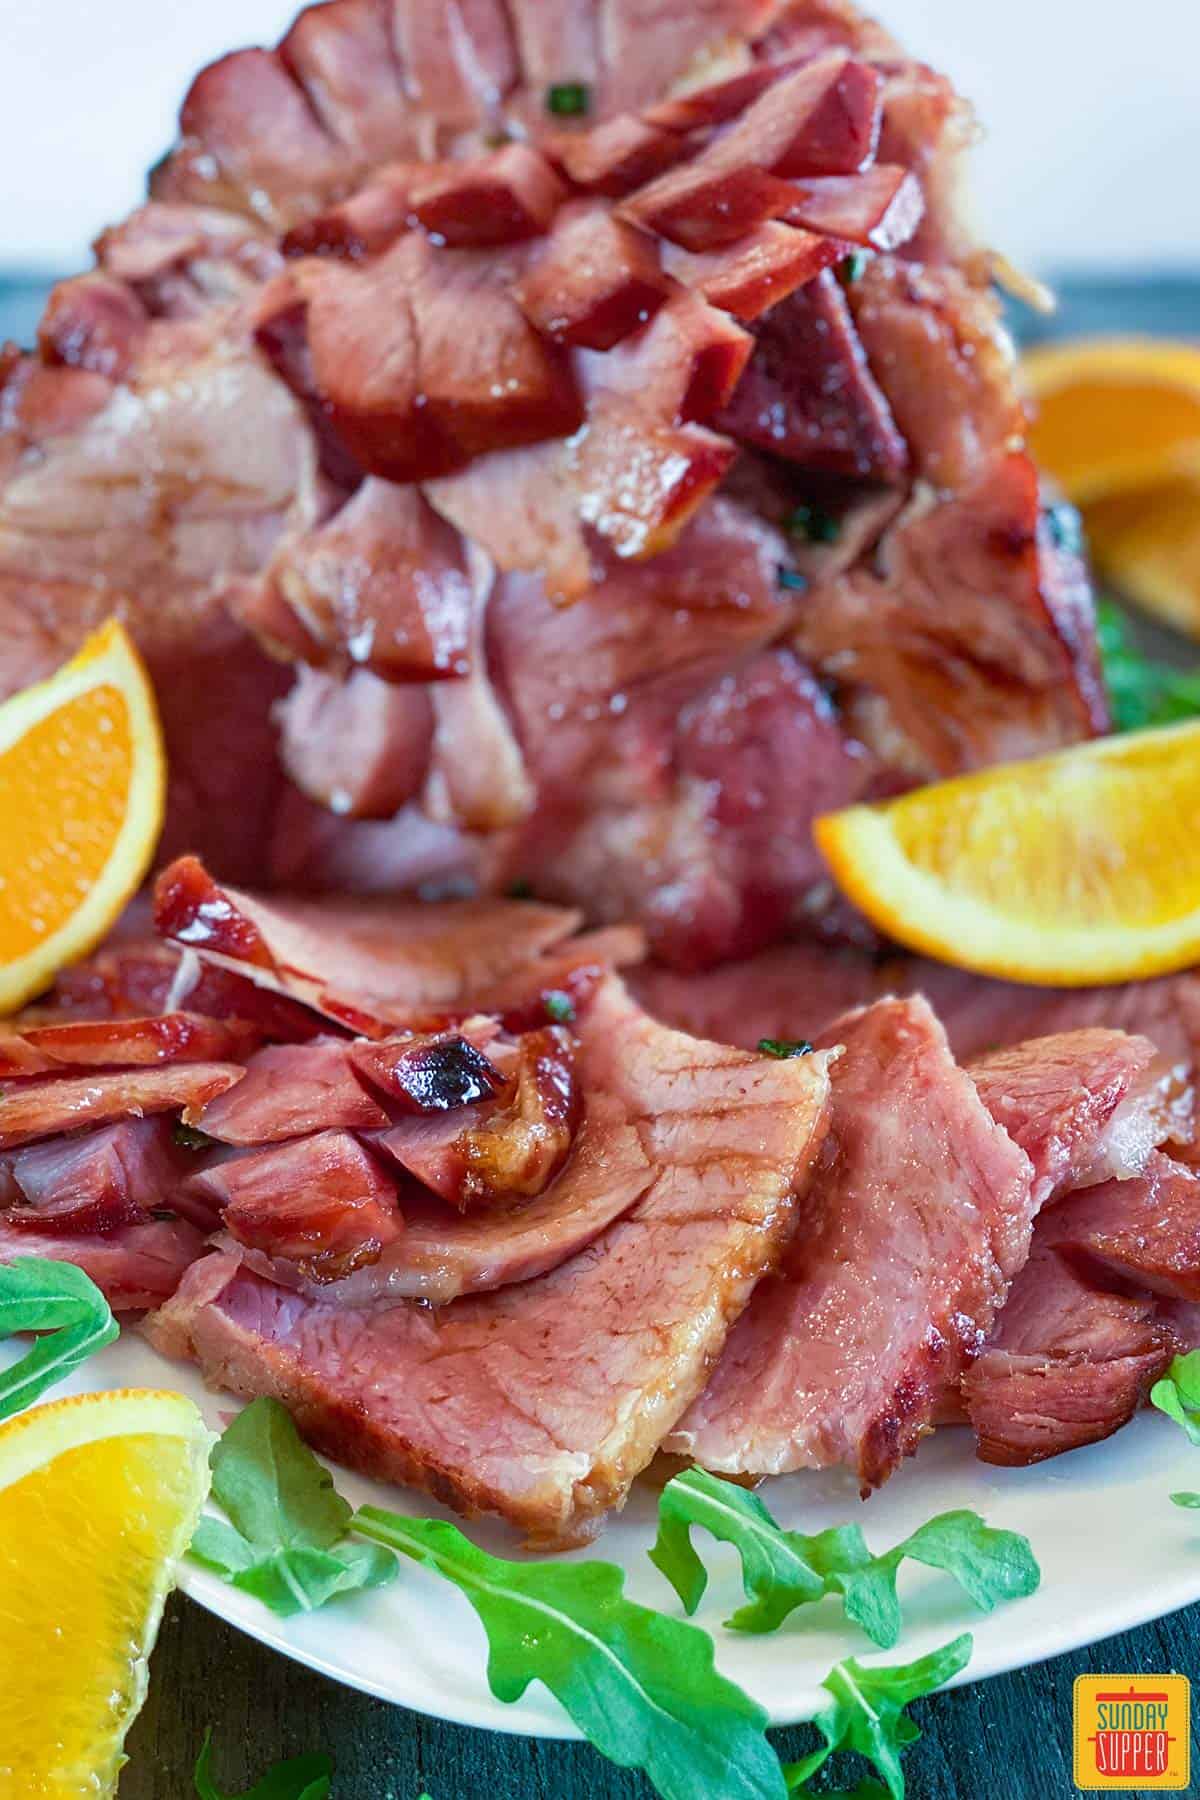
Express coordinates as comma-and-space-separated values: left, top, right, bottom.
713, 268, 907, 480
300, 1088, 651, 1303
192, 1040, 390, 1145
515, 202, 671, 351
256, 479, 474, 682
668, 995, 1033, 1485
153, 855, 581, 1032
968, 1030, 1163, 1211
0, 1012, 259, 1077
0, 1215, 206, 1310
634, 946, 1200, 1112
146, 977, 833, 1542
962, 1122, 1200, 1465
0, 1118, 190, 1236
962, 1244, 1172, 1468
0, 1063, 245, 1151
622, 55, 882, 250
190, 1131, 405, 1281
348, 1030, 506, 1112
47, 940, 326, 1044
1041, 1151, 1200, 1303
276, 668, 433, 821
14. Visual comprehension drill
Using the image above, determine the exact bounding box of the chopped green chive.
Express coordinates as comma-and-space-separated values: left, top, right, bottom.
838, 250, 869, 286
173, 1121, 218, 1153
776, 566, 809, 592
506, 878, 534, 899
547, 81, 590, 117
786, 503, 841, 545
757, 1037, 813, 1059
544, 990, 576, 1024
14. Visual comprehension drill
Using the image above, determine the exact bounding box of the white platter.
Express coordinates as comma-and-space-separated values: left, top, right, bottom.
55, 1333, 1200, 1737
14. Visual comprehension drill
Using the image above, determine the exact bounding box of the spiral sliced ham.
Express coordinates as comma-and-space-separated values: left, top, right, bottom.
0, 0, 1108, 968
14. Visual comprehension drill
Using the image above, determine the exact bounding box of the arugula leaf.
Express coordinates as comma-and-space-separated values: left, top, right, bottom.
650, 1470, 1038, 1647
194, 1731, 333, 1799
1151, 1350, 1200, 1445
354, 1507, 787, 1800
189, 1398, 397, 1617
1097, 600, 1200, 732
0, 1256, 119, 1422
782, 1635, 972, 1799
1171, 1492, 1200, 1508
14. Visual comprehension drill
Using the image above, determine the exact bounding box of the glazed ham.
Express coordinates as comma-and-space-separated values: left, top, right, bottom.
962, 1153, 1200, 1465
0, 0, 1107, 968
189, 1131, 406, 1281
147, 977, 834, 1541
153, 854, 583, 1031
0, 1063, 245, 1150
667, 996, 1033, 1485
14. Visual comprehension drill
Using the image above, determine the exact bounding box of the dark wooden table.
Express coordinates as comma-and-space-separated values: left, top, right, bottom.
6, 270, 1199, 1798
122, 1594, 1199, 1798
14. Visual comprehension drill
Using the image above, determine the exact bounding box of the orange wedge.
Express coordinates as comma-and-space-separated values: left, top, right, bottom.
1085, 478, 1200, 639
814, 721, 1200, 986
0, 621, 165, 1014
1025, 337, 1200, 506
0, 1388, 211, 1796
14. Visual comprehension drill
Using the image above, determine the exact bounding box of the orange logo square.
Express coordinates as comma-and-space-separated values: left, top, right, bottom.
1074, 1674, 1191, 1789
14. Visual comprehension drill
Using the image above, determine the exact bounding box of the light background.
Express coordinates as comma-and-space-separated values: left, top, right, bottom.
1, 0, 1197, 275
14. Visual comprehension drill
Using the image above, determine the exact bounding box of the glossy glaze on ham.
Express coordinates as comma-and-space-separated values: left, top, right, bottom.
146, 977, 834, 1542
667, 996, 1034, 1485
0, 0, 1106, 967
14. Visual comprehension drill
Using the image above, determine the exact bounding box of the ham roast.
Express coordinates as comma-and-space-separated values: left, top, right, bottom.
3, 0, 1194, 1543
0, 0, 1106, 968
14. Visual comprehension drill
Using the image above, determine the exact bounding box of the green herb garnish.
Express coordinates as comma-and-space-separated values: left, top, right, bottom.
786, 505, 841, 545
1152, 1350, 1200, 1448
651, 1470, 1039, 1646
174, 1121, 219, 1153
784, 1636, 973, 1797
505, 878, 534, 899
353, 1507, 788, 1800
777, 567, 810, 593
1097, 599, 1200, 732
837, 251, 869, 286
189, 1399, 397, 1616
0, 1257, 119, 1423
757, 1038, 813, 1060
547, 81, 590, 116
543, 989, 576, 1023
194, 1731, 332, 1799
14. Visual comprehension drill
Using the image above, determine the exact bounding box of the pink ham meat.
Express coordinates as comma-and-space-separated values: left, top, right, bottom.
347, 1089, 650, 1302
192, 1039, 390, 1144
968, 1030, 1166, 1210
0, 314, 319, 884
146, 977, 833, 1542
1040, 1151, 1200, 1305
0, 1063, 245, 1151
188, 1131, 405, 1281
251, 480, 475, 682
0, 1115, 206, 1309
0, 1118, 191, 1236
962, 1244, 1173, 1468
2, 0, 1108, 973
0, 1012, 260, 1076
634, 945, 1200, 1104
0, 1217, 206, 1311
153, 854, 581, 1032
667, 995, 1033, 1486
